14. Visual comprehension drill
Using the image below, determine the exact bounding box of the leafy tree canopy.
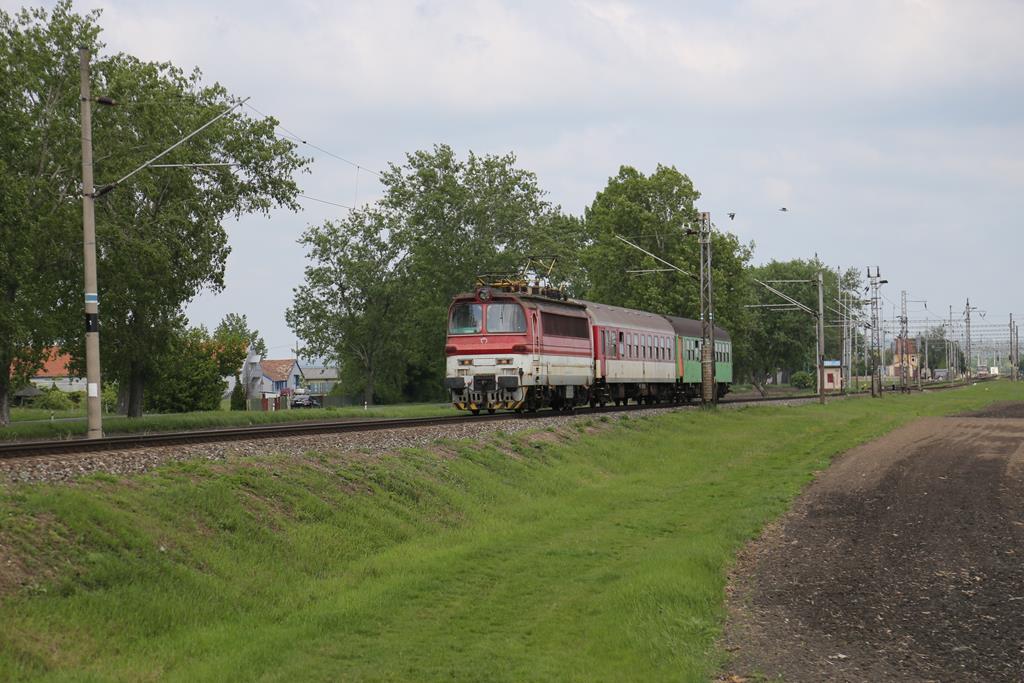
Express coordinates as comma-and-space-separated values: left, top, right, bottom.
0, 2, 100, 425
573, 164, 754, 373
289, 145, 571, 403
214, 312, 267, 376
1, 1, 312, 418
287, 210, 410, 405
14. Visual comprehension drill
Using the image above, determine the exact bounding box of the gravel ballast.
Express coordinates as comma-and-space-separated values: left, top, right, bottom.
0, 398, 821, 485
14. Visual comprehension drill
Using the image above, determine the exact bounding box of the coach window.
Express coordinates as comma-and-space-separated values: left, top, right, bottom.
449, 303, 483, 334
618, 331, 625, 357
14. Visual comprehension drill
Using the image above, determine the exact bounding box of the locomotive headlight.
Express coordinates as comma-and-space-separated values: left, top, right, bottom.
496, 358, 513, 365
458, 359, 473, 366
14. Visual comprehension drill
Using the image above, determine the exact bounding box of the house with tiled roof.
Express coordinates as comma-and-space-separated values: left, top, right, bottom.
258, 358, 304, 396
30, 348, 86, 393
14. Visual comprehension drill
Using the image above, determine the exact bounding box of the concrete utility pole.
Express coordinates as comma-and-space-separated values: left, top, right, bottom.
921, 335, 929, 389
867, 267, 885, 397
899, 290, 909, 393
79, 48, 103, 439
817, 271, 825, 404
698, 212, 716, 405
838, 274, 851, 393
1010, 315, 1017, 381
965, 299, 975, 380
949, 305, 956, 382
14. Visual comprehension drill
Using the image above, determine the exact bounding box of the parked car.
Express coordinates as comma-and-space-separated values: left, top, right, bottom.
291, 394, 320, 408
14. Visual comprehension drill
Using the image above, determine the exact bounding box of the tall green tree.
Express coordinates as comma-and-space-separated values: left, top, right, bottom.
289, 146, 576, 402
379, 145, 574, 399
0, 3, 100, 425
286, 210, 410, 405
574, 164, 754, 371
63, 31, 307, 417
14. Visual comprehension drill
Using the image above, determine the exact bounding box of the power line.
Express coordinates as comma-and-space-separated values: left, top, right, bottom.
298, 194, 355, 210
243, 102, 381, 178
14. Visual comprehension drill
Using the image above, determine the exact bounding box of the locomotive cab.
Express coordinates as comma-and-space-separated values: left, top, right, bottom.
444, 287, 534, 414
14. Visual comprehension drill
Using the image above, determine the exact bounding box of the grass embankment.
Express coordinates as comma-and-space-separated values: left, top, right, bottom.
1, 402, 454, 442
0, 382, 1020, 681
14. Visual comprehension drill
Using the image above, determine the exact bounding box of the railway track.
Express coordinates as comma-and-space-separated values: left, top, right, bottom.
0, 380, 988, 461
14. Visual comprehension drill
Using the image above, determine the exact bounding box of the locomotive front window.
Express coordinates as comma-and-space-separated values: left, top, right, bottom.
449, 303, 483, 334
486, 303, 527, 333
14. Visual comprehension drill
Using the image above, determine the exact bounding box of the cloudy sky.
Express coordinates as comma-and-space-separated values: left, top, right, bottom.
10, 0, 1023, 357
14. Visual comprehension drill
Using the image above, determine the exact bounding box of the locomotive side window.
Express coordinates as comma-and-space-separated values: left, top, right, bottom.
486, 303, 527, 333
540, 312, 589, 338
449, 303, 483, 334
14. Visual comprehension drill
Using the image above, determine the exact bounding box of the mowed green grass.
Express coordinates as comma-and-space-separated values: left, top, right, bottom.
0, 382, 1019, 682
1, 402, 455, 442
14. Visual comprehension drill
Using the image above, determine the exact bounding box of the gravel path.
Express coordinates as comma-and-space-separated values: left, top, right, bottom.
723, 404, 1024, 682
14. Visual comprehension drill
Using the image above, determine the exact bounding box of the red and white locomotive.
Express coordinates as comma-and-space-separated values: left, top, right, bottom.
444, 283, 732, 413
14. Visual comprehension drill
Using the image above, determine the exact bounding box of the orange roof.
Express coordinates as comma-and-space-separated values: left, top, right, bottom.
36, 348, 77, 378
260, 359, 299, 382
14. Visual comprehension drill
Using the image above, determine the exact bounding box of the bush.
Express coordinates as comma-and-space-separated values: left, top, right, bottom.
790, 371, 815, 390
230, 375, 246, 411
102, 382, 119, 413
32, 387, 74, 411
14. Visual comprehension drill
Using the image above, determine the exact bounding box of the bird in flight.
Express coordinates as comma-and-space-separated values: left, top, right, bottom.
779, 207, 789, 212
727, 212, 736, 220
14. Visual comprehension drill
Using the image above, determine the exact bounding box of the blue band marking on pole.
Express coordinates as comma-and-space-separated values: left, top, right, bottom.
85, 293, 98, 304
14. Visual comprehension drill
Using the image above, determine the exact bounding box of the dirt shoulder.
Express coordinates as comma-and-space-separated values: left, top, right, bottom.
723, 406, 1024, 682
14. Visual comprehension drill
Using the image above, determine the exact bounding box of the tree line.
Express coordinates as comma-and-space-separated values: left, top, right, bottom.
1, 2, 868, 423
287, 151, 866, 404
0, 3, 300, 424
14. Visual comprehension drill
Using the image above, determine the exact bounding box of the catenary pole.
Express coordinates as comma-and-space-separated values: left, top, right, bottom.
698, 212, 716, 405
921, 335, 929, 389
965, 299, 973, 380
817, 271, 825, 404
79, 48, 103, 439
949, 305, 956, 382
899, 290, 909, 393
1010, 314, 1015, 381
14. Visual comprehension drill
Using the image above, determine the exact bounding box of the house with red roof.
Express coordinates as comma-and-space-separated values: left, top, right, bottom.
258, 358, 304, 396
30, 348, 86, 393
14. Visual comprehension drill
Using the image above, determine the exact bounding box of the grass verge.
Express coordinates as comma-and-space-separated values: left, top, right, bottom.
0, 382, 1020, 681
0, 402, 455, 442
